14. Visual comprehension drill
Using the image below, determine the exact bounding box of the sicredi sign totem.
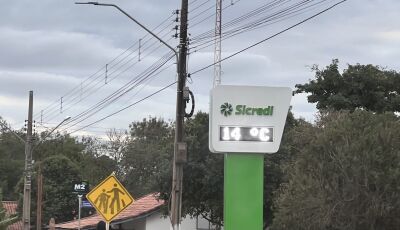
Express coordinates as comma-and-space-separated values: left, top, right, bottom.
209, 85, 292, 153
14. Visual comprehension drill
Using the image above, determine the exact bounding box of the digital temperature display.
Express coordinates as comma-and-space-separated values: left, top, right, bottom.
219, 126, 273, 142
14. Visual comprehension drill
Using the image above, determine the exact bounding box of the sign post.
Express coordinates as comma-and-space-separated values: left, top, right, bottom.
209, 85, 292, 229
78, 195, 82, 230
73, 181, 89, 230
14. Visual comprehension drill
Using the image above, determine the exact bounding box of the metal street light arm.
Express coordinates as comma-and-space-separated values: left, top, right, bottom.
32, 116, 71, 151
75, 2, 178, 57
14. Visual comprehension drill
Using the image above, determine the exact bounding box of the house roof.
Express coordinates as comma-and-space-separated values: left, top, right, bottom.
55, 193, 164, 229
2, 201, 18, 215
1, 201, 23, 230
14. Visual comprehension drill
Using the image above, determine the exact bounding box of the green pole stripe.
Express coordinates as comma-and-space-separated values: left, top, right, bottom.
224, 153, 264, 230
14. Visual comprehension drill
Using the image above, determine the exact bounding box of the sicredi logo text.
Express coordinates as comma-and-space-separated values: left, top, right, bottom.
220, 103, 273, 117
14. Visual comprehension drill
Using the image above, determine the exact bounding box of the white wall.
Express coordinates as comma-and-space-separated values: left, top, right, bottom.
145, 212, 171, 230
119, 217, 146, 230
115, 211, 222, 230
145, 212, 210, 230
179, 215, 198, 230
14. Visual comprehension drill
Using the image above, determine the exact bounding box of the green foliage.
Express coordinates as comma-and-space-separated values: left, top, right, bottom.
0, 188, 19, 230
122, 117, 174, 197
0, 118, 25, 200
79, 136, 116, 185
295, 59, 400, 113
38, 155, 81, 224
181, 112, 224, 225
271, 111, 400, 230
34, 133, 85, 164
263, 110, 306, 227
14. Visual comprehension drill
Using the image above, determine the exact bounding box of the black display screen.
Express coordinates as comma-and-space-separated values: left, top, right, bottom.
219, 126, 273, 142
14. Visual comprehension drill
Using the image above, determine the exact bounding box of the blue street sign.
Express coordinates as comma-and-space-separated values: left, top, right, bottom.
82, 200, 93, 208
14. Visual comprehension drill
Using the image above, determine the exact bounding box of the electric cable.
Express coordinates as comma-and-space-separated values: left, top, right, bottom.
189, 0, 334, 52
67, 81, 177, 135
35, 13, 176, 120
190, 0, 348, 76
60, 52, 175, 131
42, 31, 176, 123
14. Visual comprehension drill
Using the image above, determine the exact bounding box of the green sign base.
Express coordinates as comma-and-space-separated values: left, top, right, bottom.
224, 153, 263, 230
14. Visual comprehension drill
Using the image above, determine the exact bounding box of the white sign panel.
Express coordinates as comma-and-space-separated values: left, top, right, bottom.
209, 85, 292, 153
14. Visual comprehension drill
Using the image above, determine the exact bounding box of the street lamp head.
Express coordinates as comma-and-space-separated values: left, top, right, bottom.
64, 116, 72, 121
75, 2, 99, 5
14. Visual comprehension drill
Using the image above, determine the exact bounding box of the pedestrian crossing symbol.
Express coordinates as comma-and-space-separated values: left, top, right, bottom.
86, 174, 134, 221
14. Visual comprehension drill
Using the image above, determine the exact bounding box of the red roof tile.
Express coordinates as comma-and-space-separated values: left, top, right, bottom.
6, 221, 23, 230
1, 201, 23, 230
55, 193, 164, 229
2, 201, 18, 215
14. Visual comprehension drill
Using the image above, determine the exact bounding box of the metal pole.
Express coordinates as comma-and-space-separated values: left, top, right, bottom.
214, 0, 222, 87
23, 90, 33, 230
78, 195, 83, 230
171, 0, 189, 229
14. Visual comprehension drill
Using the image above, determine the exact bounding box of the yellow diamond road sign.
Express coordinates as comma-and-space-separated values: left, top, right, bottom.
86, 175, 134, 222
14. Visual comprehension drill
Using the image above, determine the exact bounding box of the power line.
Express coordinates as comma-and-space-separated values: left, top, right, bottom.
67, 81, 177, 135
189, 0, 335, 53
59, 52, 175, 132
190, 0, 328, 46
189, 0, 242, 28
190, 0, 211, 13
34, 13, 176, 120
42, 36, 176, 124
190, 0, 348, 75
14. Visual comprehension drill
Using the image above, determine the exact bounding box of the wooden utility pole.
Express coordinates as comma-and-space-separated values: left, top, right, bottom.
171, 0, 189, 229
23, 91, 33, 230
74, 2, 190, 229
36, 163, 43, 230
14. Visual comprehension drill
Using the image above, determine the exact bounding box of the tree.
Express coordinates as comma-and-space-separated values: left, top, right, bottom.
0, 118, 25, 200
295, 59, 400, 113
122, 117, 174, 197
105, 129, 128, 177
156, 111, 302, 228
179, 112, 224, 225
36, 155, 81, 224
79, 136, 116, 186
0, 188, 18, 230
34, 132, 85, 165
271, 111, 400, 230
263, 110, 306, 228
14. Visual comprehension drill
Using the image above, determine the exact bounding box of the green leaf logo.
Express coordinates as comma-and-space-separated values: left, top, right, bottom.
220, 103, 233, 117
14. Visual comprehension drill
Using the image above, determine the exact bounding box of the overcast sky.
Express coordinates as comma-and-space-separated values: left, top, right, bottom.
1, 0, 399, 138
